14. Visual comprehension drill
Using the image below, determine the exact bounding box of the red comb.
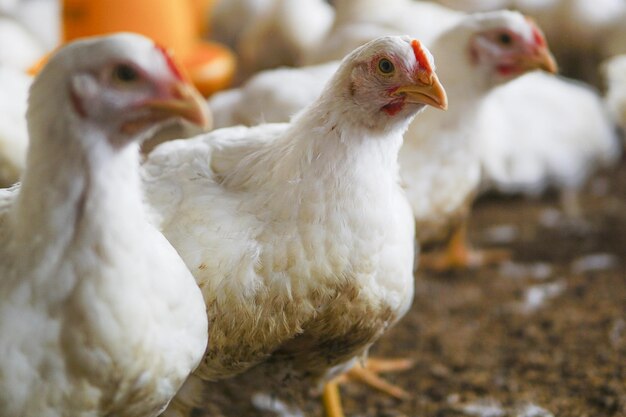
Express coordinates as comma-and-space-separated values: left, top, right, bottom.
532, 26, 546, 47
525, 17, 546, 47
411, 39, 432, 73
156, 44, 184, 81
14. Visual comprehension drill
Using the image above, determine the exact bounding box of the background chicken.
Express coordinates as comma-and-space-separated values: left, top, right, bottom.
0, 66, 30, 187
477, 71, 620, 215
0, 33, 208, 417
142, 36, 446, 417
427, 0, 626, 82
398, 11, 556, 270
208, 60, 338, 128
210, 0, 334, 78
0, 0, 57, 70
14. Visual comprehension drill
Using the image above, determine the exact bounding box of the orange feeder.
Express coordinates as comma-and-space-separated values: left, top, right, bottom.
61, 0, 235, 96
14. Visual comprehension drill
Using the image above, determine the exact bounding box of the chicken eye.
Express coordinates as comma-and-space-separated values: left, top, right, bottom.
378, 58, 395, 75
498, 33, 513, 46
112, 64, 140, 83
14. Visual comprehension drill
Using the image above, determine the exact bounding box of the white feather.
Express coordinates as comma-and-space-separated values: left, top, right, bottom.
208, 61, 339, 128
0, 66, 30, 187
478, 72, 621, 195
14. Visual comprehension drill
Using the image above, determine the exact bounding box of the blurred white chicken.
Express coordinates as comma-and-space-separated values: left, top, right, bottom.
9, 0, 60, 51
0, 15, 46, 70
0, 65, 30, 187
516, 0, 625, 82
399, 11, 557, 270
210, 0, 334, 77
0, 0, 58, 69
208, 60, 338, 128
0, 34, 209, 417
603, 54, 626, 134
477, 72, 621, 211
209, 0, 275, 49
304, 0, 463, 64
429, 0, 626, 82
434, 0, 510, 11
143, 36, 447, 417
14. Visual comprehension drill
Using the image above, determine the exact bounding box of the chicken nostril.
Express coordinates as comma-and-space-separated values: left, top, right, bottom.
416, 72, 433, 86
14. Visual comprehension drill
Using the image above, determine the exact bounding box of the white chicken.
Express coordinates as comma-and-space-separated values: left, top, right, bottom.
208, 11, 557, 270
12, 0, 61, 51
210, 0, 334, 77
208, 60, 338, 128
477, 72, 620, 209
304, 0, 463, 65
209, 0, 275, 49
603, 54, 626, 134
0, 15, 46, 70
0, 65, 31, 187
0, 0, 57, 67
398, 11, 557, 270
142, 36, 447, 417
429, 0, 626, 82
0, 33, 209, 417
434, 0, 510, 11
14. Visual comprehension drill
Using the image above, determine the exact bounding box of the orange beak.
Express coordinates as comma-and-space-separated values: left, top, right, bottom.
143, 81, 212, 129
520, 46, 558, 74
393, 72, 448, 111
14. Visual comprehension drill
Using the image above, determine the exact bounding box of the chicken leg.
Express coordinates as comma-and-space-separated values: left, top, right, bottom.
323, 358, 414, 417
420, 221, 509, 271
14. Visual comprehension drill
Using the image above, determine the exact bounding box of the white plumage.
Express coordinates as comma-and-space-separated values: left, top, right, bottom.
478, 72, 621, 197
0, 66, 30, 187
0, 33, 208, 417
143, 36, 446, 414
0, 0, 58, 67
211, 0, 334, 77
208, 61, 338, 128
209, 0, 275, 49
0, 15, 46, 70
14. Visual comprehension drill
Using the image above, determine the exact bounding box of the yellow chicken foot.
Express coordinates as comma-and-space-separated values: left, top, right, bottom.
420, 221, 510, 271
344, 358, 413, 399
323, 358, 413, 417
323, 380, 346, 417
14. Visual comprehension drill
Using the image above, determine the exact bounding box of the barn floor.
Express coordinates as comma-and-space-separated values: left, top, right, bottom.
199, 157, 626, 417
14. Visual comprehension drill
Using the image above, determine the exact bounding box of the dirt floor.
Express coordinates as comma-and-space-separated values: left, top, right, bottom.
199, 156, 625, 417
336, 158, 626, 417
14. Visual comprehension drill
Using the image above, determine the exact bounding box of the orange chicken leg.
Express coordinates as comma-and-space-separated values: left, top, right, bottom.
420, 221, 510, 271
323, 358, 414, 417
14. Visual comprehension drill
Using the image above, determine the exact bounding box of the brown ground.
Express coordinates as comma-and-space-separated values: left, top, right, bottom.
201, 157, 625, 417
336, 158, 626, 417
